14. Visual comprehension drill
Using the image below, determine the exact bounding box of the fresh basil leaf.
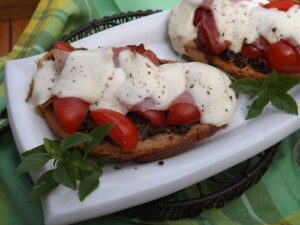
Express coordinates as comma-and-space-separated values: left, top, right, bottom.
16, 152, 50, 173
29, 170, 59, 201
71, 150, 97, 172
44, 138, 62, 160
271, 92, 298, 115
246, 96, 270, 120
72, 149, 83, 162
262, 71, 278, 88
60, 133, 92, 151
276, 75, 300, 92
22, 145, 46, 157
83, 124, 113, 157
52, 161, 77, 190
97, 156, 110, 167
78, 171, 102, 201
229, 78, 260, 96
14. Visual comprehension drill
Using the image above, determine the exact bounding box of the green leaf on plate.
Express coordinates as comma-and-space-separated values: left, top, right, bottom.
52, 161, 77, 190
246, 95, 270, 120
29, 170, 59, 201
262, 71, 278, 88
78, 171, 102, 201
71, 150, 98, 173
44, 138, 62, 160
16, 152, 50, 173
276, 75, 300, 92
229, 78, 260, 96
60, 133, 92, 151
22, 145, 46, 157
97, 156, 110, 167
17, 113, 112, 201
271, 92, 298, 115
231, 71, 300, 120
83, 124, 113, 157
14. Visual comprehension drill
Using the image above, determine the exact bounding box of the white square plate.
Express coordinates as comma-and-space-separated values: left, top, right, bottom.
4, 11, 300, 225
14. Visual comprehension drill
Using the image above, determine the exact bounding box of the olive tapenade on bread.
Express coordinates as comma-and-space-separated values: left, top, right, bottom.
168, 0, 300, 80
26, 42, 236, 162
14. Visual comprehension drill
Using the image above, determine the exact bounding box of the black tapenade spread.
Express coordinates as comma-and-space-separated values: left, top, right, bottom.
127, 113, 192, 140
78, 112, 192, 139
220, 50, 272, 73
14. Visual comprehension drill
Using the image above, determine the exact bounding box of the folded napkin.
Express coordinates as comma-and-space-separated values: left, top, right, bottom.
1, 1, 300, 225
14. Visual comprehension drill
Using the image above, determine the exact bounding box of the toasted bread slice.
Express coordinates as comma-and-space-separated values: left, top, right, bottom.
38, 106, 220, 162
183, 41, 300, 80
30, 46, 227, 162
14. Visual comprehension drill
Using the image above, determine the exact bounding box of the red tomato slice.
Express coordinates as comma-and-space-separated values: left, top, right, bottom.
194, 8, 229, 54
135, 110, 166, 127
263, 0, 300, 11
54, 41, 75, 52
91, 109, 139, 149
241, 44, 264, 60
265, 40, 300, 73
53, 97, 89, 134
167, 103, 201, 125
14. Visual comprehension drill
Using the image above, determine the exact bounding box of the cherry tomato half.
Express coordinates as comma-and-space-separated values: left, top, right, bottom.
54, 41, 75, 52
242, 1, 300, 72
241, 44, 264, 60
265, 40, 300, 73
53, 97, 89, 134
91, 109, 139, 149
167, 103, 201, 125
263, 0, 300, 11
135, 110, 166, 127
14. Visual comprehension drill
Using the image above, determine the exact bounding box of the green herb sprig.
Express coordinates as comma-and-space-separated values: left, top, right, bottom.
230, 72, 300, 119
16, 124, 113, 201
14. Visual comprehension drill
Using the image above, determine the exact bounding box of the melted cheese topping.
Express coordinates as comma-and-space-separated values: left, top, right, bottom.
30, 48, 236, 126
168, 0, 198, 54
30, 61, 56, 106
169, 0, 300, 54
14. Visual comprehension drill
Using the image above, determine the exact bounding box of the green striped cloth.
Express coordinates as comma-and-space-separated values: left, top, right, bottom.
1, 0, 300, 224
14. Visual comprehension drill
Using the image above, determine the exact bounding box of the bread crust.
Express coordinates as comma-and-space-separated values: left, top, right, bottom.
183, 40, 300, 80
38, 106, 220, 162
184, 41, 267, 80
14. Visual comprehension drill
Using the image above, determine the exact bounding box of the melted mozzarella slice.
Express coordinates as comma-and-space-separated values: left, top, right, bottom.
52, 48, 116, 103
29, 61, 56, 106
30, 47, 237, 126
116, 50, 163, 108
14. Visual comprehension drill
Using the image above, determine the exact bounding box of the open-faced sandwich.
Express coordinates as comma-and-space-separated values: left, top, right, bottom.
26, 42, 237, 162
168, 0, 300, 80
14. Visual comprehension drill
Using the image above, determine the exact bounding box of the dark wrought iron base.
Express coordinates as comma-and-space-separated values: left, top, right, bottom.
124, 145, 277, 221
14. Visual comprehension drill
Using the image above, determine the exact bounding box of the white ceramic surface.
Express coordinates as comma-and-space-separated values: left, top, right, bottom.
4, 11, 300, 225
